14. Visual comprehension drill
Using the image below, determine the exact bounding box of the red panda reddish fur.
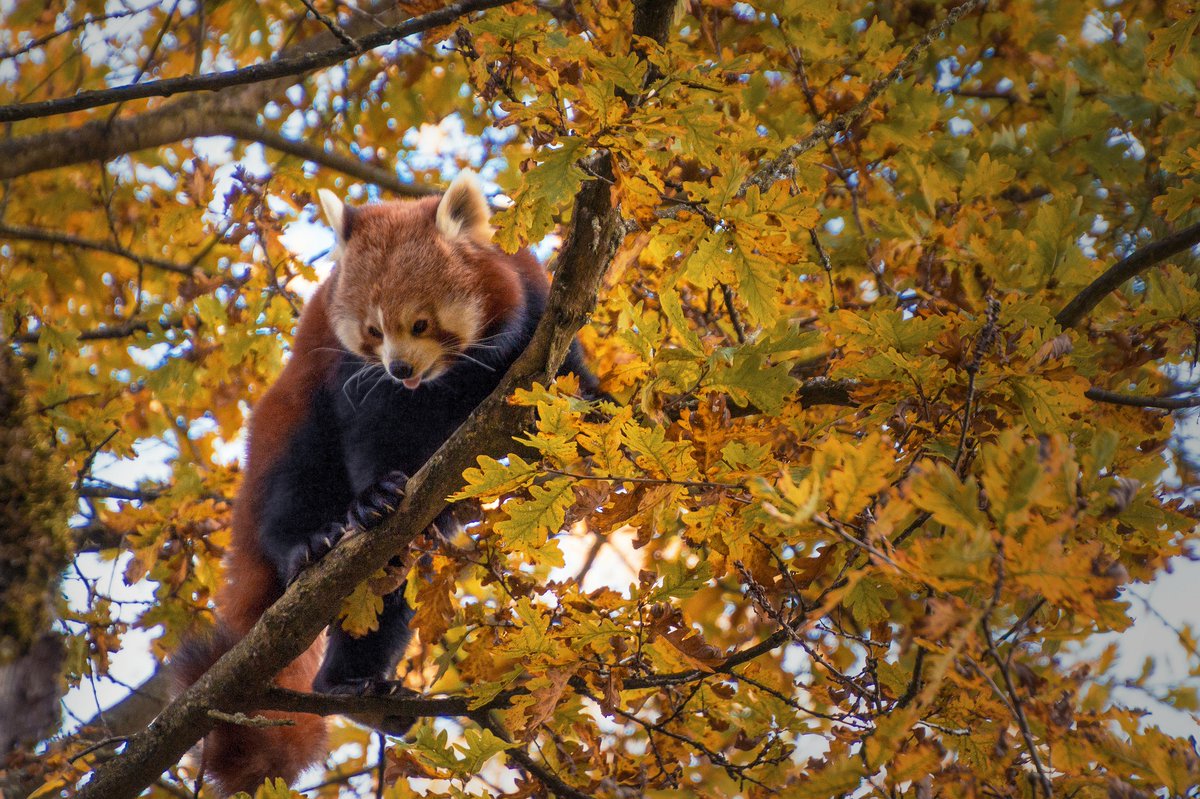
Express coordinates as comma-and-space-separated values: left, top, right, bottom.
174, 286, 341, 796
176, 177, 599, 796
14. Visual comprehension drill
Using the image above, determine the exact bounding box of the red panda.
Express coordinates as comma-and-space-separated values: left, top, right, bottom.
174, 172, 599, 796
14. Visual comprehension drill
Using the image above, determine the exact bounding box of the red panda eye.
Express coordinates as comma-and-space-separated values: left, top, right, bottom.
411, 319, 429, 336
366, 325, 382, 339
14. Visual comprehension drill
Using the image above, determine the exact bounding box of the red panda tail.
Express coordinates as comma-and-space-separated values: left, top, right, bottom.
175, 573, 329, 796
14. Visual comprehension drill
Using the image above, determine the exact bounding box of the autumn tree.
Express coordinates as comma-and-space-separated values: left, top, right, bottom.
1, 0, 1199, 797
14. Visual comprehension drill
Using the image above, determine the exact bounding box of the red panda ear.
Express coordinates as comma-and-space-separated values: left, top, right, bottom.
436, 170, 492, 245
318, 189, 356, 252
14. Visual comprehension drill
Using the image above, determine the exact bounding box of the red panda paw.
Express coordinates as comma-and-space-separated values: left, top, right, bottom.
334, 678, 420, 738
346, 470, 410, 531
284, 521, 347, 585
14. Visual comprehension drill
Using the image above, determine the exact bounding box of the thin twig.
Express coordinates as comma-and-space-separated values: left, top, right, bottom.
0, 3, 159, 61
219, 117, 437, 197
542, 467, 743, 491
297, 0, 360, 50
69, 735, 132, 763
954, 298, 1000, 475
476, 716, 593, 799
979, 626, 1054, 797
720, 282, 747, 343
13, 316, 186, 345
807, 228, 837, 311
812, 514, 903, 571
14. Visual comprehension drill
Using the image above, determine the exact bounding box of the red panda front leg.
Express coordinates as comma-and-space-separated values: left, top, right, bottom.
283, 470, 407, 585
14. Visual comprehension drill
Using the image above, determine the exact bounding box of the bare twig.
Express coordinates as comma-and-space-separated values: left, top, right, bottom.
297, 0, 360, 50
720, 282, 747, 343
0, 3, 158, 61
954, 298, 1000, 475
13, 316, 185, 345
807, 228, 837, 311
69, 735, 132, 763
979, 626, 1054, 797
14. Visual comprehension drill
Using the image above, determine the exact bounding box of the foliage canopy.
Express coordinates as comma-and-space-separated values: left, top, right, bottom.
1, 0, 1199, 798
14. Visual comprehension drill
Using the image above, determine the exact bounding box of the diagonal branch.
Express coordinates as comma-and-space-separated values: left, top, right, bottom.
1055, 220, 1200, 328
477, 715, 594, 799
0, 3, 159, 62
0, 0, 513, 124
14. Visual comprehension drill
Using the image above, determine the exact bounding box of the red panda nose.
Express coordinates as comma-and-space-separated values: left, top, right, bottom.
387, 360, 413, 380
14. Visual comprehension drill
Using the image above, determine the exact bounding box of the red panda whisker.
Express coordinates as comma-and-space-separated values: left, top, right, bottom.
359, 367, 392, 404
342, 363, 382, 407
455, 352, 496, 372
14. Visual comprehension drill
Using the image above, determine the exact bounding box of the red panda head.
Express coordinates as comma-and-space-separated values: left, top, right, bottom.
318, 172, 523, 389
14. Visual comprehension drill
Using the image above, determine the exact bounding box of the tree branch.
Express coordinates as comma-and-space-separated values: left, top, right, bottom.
1055, 220, 1200, 328
0, 223, 196, 274
0, 3, 158, 62
1084, 387, 1200, 410
12, 317, 185, 345
0, 1, 457, 180
477, 715, 594, 799
217, 118, 438, 198
0, 0, 514, 124
254, 687, 515, 718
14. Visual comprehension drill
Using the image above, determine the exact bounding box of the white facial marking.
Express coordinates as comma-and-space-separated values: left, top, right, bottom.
333, 316, 362, 354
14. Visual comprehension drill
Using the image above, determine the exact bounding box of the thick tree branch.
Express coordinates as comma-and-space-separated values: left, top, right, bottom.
0, 0, 513, 124
1055, 220, 1200, 328
0, 223, 195, 274
72, 154, 623, 799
